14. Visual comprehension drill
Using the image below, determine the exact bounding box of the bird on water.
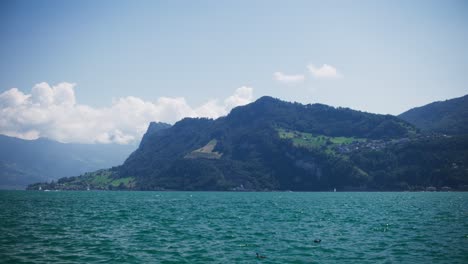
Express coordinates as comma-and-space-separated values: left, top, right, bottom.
314, 239, 321, 243
256, 252, 267, 259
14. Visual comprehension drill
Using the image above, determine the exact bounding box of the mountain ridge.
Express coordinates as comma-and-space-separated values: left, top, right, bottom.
28, 96, 468, 191
399, 94, 468, 135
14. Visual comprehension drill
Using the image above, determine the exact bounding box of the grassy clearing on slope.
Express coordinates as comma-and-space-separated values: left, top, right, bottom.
277, 128, 365, 154
185, 139, 222, 159
89, 171, 113, 186
110, 177, 135, 187
60, 170, 137, 189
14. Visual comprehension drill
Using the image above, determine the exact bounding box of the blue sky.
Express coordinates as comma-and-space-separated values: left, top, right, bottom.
0, 0, 467, 143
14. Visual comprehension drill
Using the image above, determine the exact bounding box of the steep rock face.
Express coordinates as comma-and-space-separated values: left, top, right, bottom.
399, 94, 468, 135
139, 122, 171, 147
122, 118, 213, 181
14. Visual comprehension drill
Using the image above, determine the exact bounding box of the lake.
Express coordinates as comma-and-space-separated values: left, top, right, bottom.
0, 191, 467, 263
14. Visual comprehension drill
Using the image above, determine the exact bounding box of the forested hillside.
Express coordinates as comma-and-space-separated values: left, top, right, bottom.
29, 97, 468, 191
399, 94, 468, 135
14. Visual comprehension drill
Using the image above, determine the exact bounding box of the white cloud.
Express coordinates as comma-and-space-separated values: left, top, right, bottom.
31, 82, 76, 106
307, 64, 341, 79
0, 88, 30, 107
224, 86, 253, 110
195, 86, 253, 118
0, 83, 254, 144
273, 72, 305, 84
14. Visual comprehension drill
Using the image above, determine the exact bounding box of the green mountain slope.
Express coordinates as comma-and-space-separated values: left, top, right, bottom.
29, 96, 468, 191
399, 94, 468, 135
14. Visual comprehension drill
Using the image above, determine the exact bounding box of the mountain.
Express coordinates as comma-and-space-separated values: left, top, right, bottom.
30, 96, 468, 191
140, 121, 172, 146
0, 135, 139, 189
399, 94, 468, 135
114, 97, 418, 190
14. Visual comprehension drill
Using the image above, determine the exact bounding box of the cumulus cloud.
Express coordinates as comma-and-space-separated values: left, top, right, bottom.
195, 86, 253, 118
273, 72, 305, 84
224, 86, 253, 110
307, 64, 341, 79
0, 88, 30, 107
0, 83, 254, 144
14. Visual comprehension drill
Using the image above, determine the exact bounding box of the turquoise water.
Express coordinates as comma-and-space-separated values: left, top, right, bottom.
0, 191, 467, 263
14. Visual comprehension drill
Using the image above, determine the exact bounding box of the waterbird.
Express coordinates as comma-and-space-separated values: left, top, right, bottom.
314, 239, 321, 243
256, 253, 267, 259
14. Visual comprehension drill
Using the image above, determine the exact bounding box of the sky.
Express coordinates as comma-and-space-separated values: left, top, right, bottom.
0, 0, 467, 144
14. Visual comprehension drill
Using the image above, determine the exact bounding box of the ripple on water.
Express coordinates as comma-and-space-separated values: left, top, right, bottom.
0, 191, 467, 263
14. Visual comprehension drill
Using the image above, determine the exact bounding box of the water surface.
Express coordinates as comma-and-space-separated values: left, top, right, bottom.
1, 191, 467, 263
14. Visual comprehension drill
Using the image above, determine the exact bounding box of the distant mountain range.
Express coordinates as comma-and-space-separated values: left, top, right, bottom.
0, 135, 137, 189
29, 95, 468, 191
399, 94, 468, 135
